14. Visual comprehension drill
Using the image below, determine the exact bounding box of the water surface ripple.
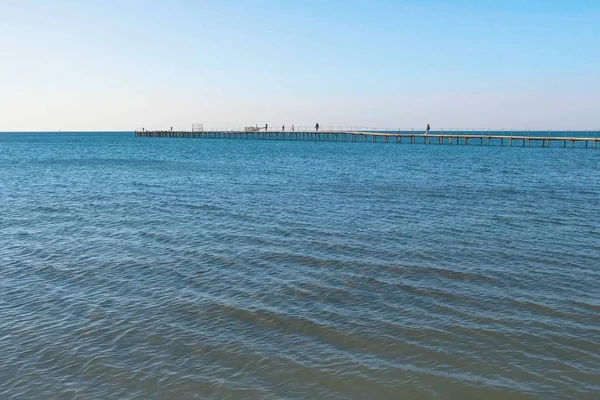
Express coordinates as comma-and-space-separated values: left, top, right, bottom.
1, 132, 599, 399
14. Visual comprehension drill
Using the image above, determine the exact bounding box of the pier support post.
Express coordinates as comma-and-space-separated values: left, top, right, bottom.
136, 130, 597, 150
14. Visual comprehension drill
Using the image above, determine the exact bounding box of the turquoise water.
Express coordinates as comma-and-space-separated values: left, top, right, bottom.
1, 132, 599, 399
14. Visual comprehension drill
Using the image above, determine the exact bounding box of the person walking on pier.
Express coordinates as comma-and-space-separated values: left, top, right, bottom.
426, 124, 430, 135
265, 123, 268, 132
282, 125, 285, 131
291, 125, 294, 132
315, 123, 320, 132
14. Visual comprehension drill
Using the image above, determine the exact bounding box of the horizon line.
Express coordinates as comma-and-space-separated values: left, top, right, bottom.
2, 128, 600, 133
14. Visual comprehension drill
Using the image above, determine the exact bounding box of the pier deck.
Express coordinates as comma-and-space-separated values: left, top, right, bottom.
135, 130, 599, 148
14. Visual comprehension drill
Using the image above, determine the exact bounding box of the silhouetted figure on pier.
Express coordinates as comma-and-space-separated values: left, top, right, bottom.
426, 124, 430, 135
265, 124, 268, 132
282, 125, 285, 131
315, 123, 320, 132
291, 125, 294, 132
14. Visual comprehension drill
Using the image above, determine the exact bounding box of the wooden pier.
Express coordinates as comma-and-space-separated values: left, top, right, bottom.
135, 130, 600, 149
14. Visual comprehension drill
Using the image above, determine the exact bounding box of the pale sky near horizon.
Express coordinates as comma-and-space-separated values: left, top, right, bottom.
1, 0, 599, 131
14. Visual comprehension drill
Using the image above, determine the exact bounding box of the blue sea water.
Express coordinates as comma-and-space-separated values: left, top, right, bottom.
0, 132, 599, 399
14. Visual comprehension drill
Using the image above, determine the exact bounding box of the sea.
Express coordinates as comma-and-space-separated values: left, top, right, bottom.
1, 131, 599, 399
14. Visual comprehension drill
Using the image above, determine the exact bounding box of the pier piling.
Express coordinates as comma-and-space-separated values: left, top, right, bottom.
134, 130, 599, 149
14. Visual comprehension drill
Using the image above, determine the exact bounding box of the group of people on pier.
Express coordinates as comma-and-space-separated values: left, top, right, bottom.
258, 123, 426, 133
259, 123, 320, 132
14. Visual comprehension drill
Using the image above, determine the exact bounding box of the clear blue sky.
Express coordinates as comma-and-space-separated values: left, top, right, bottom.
1, 0, 599, 131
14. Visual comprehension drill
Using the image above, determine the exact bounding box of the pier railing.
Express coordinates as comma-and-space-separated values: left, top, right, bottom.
135, 128, 600, 148
195, 127, 599, 137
